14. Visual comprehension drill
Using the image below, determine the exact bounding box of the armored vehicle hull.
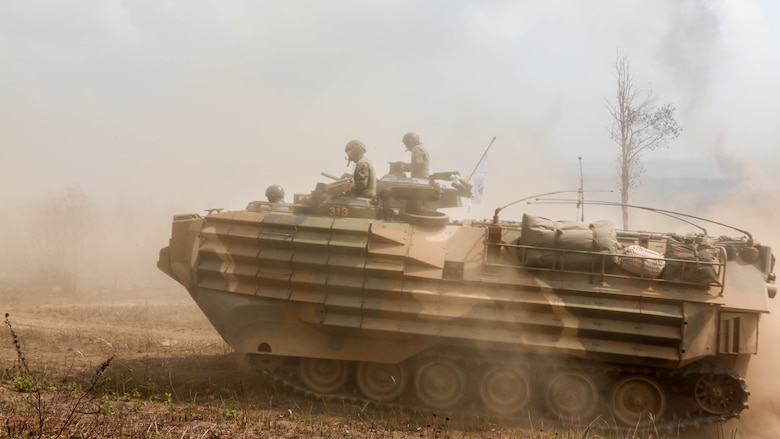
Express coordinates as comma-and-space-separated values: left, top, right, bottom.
158, 174, 775, 432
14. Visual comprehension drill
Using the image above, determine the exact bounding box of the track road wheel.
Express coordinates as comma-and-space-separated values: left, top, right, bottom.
356, 362, 407, 402
545, 372, 599, 420
610, 376, 666, 427
479, 366, 531, 416
299, 358, 348, 394
414, 359, 466, 410
694, 373, 745, 414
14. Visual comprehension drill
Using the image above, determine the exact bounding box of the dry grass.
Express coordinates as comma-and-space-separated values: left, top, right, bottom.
0, 290, 742, 439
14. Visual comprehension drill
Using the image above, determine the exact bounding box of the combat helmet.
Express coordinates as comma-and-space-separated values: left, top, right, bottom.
402, 132, 419, 146
345, 140, 366, 154
265, 184, 285, 203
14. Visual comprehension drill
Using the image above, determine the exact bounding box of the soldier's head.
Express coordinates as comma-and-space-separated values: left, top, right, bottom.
265, 184, 285, 203
345, 140, 366, 164
402, 132, 420, 150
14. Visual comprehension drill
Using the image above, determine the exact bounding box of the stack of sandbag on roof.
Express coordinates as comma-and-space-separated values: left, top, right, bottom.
518, 214, 620, 269
661, 235, 721, 283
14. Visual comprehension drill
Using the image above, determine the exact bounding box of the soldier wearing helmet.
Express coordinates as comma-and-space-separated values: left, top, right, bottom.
344, 140, 376, 198
400, 132, 430, 178
265, 184, 285, 203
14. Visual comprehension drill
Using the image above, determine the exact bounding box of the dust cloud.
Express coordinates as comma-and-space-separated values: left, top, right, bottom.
705, 189, 780, 439
1, 2, 779, 437
2, 154, 778, 439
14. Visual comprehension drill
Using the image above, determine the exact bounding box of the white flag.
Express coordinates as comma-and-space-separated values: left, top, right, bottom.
469, 156, 489, 206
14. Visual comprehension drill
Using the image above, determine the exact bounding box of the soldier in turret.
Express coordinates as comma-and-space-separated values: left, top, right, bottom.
400, 132, 430, 179
344, 140, 376, 198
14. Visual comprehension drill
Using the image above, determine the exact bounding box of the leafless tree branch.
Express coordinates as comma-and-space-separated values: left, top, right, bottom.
606, 50, 681, 229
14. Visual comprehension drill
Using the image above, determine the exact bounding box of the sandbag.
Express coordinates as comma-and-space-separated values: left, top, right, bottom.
619, 245, 665, 278
518, 214, 619, 269
662, 235, 720, 283
591, 220, 620, 255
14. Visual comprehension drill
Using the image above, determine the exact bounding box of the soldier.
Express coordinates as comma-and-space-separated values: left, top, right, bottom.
265, 184, 285, 203
400, 132, 430, 178
345, 140, 376, 198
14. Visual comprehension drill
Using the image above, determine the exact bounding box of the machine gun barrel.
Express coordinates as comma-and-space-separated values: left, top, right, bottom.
320, 172, 341, 181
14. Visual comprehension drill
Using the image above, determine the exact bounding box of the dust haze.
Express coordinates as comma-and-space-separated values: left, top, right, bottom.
1, 1, 779, 437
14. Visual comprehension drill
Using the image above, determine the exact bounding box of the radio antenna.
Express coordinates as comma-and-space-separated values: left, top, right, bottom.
577, 157, 585, 222
466, 136, 496, 182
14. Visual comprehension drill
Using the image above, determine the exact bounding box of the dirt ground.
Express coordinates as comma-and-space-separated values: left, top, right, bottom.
0, 289, 775, 439
0, 290, 525, 438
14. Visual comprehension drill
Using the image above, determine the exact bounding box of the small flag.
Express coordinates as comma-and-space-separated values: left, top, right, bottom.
469, 156, 488, 206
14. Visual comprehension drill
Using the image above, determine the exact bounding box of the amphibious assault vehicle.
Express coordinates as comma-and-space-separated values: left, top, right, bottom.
158, 164, 776, 432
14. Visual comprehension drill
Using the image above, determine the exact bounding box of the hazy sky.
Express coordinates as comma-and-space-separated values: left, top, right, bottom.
2, 3, 779, 435
2, 0, 779, 220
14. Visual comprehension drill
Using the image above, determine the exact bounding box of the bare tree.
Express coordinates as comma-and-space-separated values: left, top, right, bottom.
607, 51, 681, 230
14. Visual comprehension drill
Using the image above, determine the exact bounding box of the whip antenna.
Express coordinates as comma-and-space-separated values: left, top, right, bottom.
467, 136, 496, 182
